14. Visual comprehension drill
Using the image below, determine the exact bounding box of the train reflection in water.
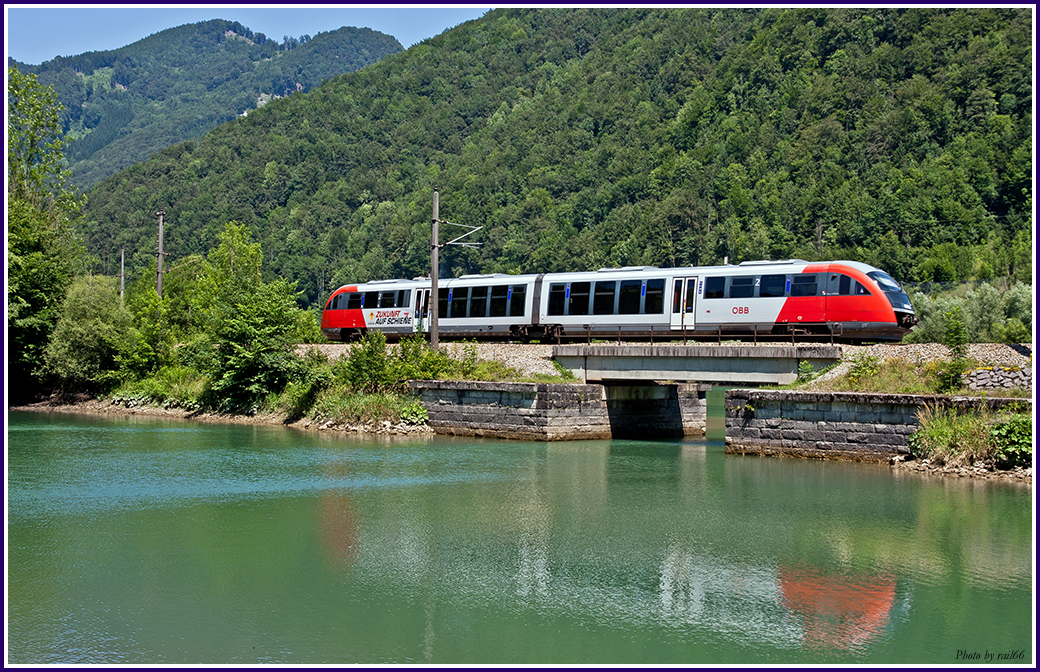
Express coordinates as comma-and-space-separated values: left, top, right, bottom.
315, 440, 910, 654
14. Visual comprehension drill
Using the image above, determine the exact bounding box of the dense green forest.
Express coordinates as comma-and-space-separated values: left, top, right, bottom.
9, 19, 402, 188
76, 8, 1032, 310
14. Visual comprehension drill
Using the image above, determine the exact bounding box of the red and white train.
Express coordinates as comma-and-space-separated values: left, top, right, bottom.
320, 259, 919, 343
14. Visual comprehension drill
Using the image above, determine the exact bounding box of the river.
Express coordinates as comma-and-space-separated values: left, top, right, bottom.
6, 410, 1033, 664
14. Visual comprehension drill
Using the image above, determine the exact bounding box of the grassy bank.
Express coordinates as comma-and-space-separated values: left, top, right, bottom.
108, 333, 575, 427
791, 351, 1032, 470
906, 405, 1032, 469
801, 353, 1032, 398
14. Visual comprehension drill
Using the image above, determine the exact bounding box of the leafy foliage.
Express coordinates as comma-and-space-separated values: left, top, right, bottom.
989, 414, 1032, 469
187, 222, 313, 412
904, 281, 1031, 344
7, 66, 91, 398
73, 8, 1031, 309
908, 405, 1032, 469
846, 354, 881, 386
933, 307, 970, 392
41, 276, 138, 394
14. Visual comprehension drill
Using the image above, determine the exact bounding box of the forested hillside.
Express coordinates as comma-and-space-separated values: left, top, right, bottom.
9, 19, 402, 187
78, 8, 1032, 308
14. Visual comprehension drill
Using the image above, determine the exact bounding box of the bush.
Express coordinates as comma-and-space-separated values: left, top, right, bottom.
904, 281, 1033, 344
908, 406, 1032, 470
934, 307, 969, 392
846, 354, 880, 385
964, 283, 1005, 342
334, 330, 397, 393
273, 349, 334, 421
42, 276, 138, 394
990, 414, 1032, 469
202, 278, 308, 413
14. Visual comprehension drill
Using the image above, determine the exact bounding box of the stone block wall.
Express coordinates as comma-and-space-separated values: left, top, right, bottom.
409, 381, 707, 441
725, 389, 1031, 461
963, 366, 1032, 391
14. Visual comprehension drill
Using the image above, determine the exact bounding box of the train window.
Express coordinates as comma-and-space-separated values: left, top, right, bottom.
867, 271, 902, 293
398, 290, 410, 308
593, 281, 616, 315
826, 273, 852, 296
853, 281, 871, 296
548, 283, 567, 316
451, 287, 470, 317
645, 279, 665, 314
672, 279, 683, 313
509, 284, 526, 317
569, 282, 591, 316
379, 291, 397, 308
704, 277, 725, 299
363, 291, 379, 308
791, 274, 818, 297
490, 285, 509, 317
438, 288, 449, 319
729, 276, 755, 299
618, 280, 642, 314
470, 286, 488, 318
760, 274, 786, 298
346, 293, 362, 310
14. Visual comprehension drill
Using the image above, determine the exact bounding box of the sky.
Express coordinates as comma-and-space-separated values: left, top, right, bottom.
5, 5, 493, 65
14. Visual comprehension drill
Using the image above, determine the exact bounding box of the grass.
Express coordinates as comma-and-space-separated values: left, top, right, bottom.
108, 334, 577, 427
109, 365, 210, 410
795, 353, 1032, 397
785, 350, 1033, 470
306, 385, 429, 427
907, 405, 1032, 468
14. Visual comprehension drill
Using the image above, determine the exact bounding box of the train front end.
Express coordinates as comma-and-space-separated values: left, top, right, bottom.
865, 269, 919, 332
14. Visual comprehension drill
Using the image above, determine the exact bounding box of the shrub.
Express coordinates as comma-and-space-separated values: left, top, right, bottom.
934, 307, 969, 392
797, 360, 816, 381
908, 406, 1033, 470
42, 276, 138, 394
964, 283, 1005, 342
273, 348, 334, 421
334, 330, 396, 393
846, 354, 880, 385
990, 414, 1032, 469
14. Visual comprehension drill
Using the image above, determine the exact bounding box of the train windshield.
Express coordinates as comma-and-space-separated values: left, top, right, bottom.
868, 271, 914, 313
867, 271, 902, 293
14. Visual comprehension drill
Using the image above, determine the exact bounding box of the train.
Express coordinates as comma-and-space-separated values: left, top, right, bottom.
320, 259, 919, 344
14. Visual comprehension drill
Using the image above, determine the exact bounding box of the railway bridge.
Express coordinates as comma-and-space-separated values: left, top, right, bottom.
551, 344, 842, 385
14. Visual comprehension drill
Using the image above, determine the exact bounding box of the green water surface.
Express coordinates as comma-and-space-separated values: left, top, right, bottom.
6, 411, 1033, 664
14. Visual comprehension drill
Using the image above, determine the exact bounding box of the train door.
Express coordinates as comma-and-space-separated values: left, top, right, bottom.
669, 277, 698, 330
414, 288, 431, 334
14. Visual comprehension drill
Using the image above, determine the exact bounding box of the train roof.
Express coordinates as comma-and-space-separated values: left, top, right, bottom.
330, 260, 891, 294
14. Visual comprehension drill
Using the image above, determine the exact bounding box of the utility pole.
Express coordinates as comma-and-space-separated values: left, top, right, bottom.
431, 188, 440, 350
429, 188, 482, 351
156, 209, 166, 298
